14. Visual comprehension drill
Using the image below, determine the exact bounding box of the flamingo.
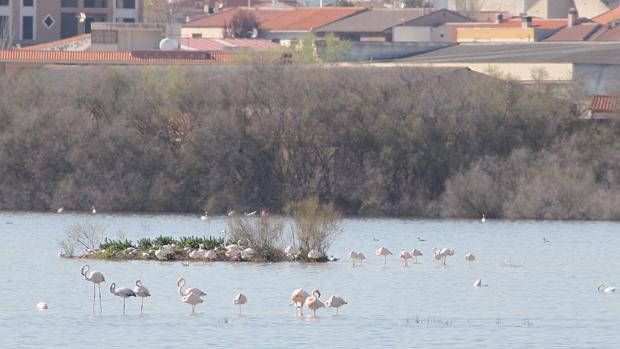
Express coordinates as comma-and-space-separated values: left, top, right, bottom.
465, 253, 476, 266
376, 247, 392, 266
178, 277, 206, 313
307, 249, 321, 260
347, 251, 359, 266
241, 248, 256, 261
291, 288, 309, 316
411, 248, 423, 263
284, 245, 300, 260
57, 207, 64, 213
109, 283, 136, 315
481, 214, 486, 223
325, 296, 347, 315
400, 250, 413, 266
133, 280, 151, 314
473, 279, 488, 287
80, 265, 105, 313
305, 289, 325, 317
205, 249, 218, 261
189, 244, 206, 262
598, 283, 616, 293
233, 293, 247, 314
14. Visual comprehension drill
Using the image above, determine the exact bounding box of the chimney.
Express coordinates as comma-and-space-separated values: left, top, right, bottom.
521, 16, 532, 28
494, 12, 503, 24
568, 7, 578, 27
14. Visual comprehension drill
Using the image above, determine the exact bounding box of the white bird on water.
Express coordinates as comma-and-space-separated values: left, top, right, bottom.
133, 280, 151, 313
57, 207, 64, 213
200, 211, 208, 220
481, 214, 486, 223
325, 296, 347, 315
473, 279, 488, 287
178, 277, 207, 313
376, 247, 392, 266
233, 293, 247, 314
109, 282, 136, 315
245, 211, 257, 216
465, 253, 476, 266
598, 283, 616, 293
291, 288, 309, 316
80, 265, 105, 313
91, 206, 96, 214
305, 289, 325, 317
36, 302, 48, 311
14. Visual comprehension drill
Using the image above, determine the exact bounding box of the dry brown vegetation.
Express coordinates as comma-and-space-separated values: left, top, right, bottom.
0, 62, 618, 220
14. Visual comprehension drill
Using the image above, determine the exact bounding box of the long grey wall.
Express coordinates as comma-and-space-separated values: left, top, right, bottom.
317, 41, 454, 62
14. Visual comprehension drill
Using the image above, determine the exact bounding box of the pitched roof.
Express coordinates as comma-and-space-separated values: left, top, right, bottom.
400, 42, 620, 64
181, 37, 281, 51
184, 8, 290, 28
590, 23, 620, 41
314, 9, 431, 33
22, 34, 91, 51
590, 95, 620, 112
592, 6, 620, 25
544, 23, 602, 42
260, 7, 366, 32
0, 50, 233, 64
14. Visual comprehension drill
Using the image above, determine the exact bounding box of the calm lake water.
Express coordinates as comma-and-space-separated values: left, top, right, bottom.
1, 212, 618, 348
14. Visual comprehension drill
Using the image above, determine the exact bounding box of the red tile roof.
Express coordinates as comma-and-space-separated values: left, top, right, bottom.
181, 37, 281, 51
544, 23, 602, 42
592, 7, 620, 25
590, 95, 620, 113
590, 23, 620, 41
184, 8, 290, 28
260, 7, 367, 31
0, 50, 233, 64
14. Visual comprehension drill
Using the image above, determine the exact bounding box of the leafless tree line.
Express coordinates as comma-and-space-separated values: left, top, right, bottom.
0, 62, 617, 220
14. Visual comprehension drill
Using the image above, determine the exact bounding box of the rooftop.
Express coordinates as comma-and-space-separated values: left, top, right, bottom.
181, 37, 281, 51
400, 42, 620, 64
183, 8, 290, 28
591, 6, 620, 25
544, 23, 602, 42
314, 9, 434, 33
0, 50, 233, 65
260, 7, 366, 32
590, 95, 620, 113
444, 17, 567, 30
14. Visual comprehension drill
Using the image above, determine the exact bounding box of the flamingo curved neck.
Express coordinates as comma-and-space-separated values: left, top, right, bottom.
81, 265, 89, 277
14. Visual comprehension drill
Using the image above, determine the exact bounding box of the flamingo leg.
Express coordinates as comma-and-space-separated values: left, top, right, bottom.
192, 305, 195, 314
92, 283, 96, 313
239, 305, 242, 315
98, 283, 102, 313
123, 298, 126, 315
141, 297, 144, 314
384, 256, 387, 266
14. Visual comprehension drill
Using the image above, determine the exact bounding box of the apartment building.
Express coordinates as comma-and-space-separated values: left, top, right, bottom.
0, 0, 142, 47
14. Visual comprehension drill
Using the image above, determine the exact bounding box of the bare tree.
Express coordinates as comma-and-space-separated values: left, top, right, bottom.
0, 16, 13, 49
226, 11, 259, 38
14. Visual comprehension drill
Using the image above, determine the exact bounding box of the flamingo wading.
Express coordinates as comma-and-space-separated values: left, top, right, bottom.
80, 265, 105, 313
178, 277, 207, 313
133, 280, 151, 313
109, 282, 136, 315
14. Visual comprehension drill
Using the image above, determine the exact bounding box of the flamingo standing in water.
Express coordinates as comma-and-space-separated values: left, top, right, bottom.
305, 289, 325, 317
233, 293, 247, 314
178, 277, 207, 313
133, 280, 151, 313
481, 214, 486, 223
400, 250, 413, 266
376, 247, 392, 266
291, 288, 309, 316
57, 207, 64, 213
325, 296, 347, 315
307, 249, 321, 260
80, 265, 105, 313
110, 283, 136, 315
465, 253, 476, 266
411, 249, 423, 264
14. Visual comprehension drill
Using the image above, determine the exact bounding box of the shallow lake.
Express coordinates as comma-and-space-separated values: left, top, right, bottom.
1, 212, 618, 348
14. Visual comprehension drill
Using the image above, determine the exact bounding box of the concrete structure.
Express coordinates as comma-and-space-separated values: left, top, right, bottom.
395, 42, 620, 95
314, 9, 472, 42
322, 41, 453, 61
90, 22, 181, 51
446, 16, 567, 43
545, 7, 620, 42
182, 8, 288, 39
0, 0, 142, 47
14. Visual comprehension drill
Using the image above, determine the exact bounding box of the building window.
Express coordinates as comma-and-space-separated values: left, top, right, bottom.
22, 0, 33, 6
22, 16, 33, 40
116, 0, 135, 9
0, 0, 8, 7
85, 0, 108, 8
91, 29, 118, 44
192, 33, 202, 38
43, 14, 55, 29
61, 0, 77, 7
